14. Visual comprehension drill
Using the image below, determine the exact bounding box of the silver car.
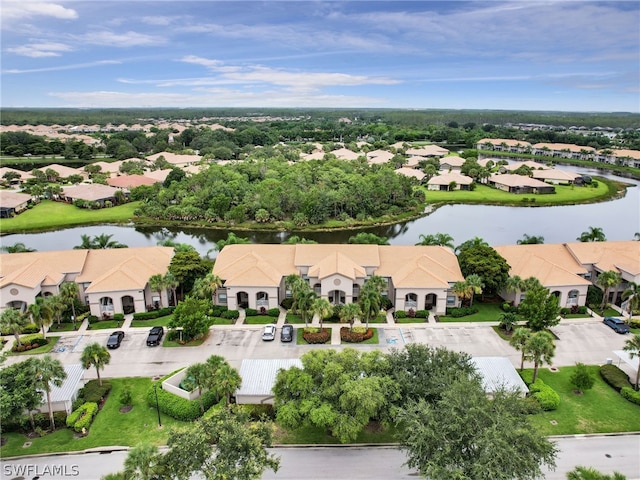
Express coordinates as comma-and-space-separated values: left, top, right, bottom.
262, 324, 276, 341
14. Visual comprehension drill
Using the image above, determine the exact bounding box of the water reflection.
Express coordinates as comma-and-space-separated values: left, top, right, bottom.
2, 169, 638, 256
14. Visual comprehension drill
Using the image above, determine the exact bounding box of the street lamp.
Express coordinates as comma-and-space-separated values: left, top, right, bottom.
153, 383, 162, 427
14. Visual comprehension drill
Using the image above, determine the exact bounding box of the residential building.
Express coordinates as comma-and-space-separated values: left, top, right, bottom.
488, 174, 555, 194
0, 247, 174, 317
427, 172, 473, 191
439, 156, 466, 171
60, 184, 124, 206
0, 191, 32, 218
212, 244, 465, 315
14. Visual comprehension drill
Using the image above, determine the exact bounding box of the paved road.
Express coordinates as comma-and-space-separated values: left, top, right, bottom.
1, 435, 638, 480
3, 318, 633, 380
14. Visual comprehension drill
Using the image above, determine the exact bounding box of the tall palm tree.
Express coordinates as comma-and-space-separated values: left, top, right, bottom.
0, 242, 36, 253
577, 226, 606, 242
0, 308, 28, 347
621, 282, 640, 316
517, 234, 545, 244
509, 327, 532, 371
213, 363, 242, 406
163, 272, 179, 306
623, 334, 640, 390
526, 331, 556, 383
183, 362, 211, 413
566, 465, 627, 480
148, 274, 165, 308
124, 443, 161, 480
93, 233, 128, 249
80, 343, 111, 386
33, 355, 67, 430
505, 275, 525, 300
311, 297, 333, 330
339, 302, 361, 331
596, 270, 622, 309
415, 233, 454, 248
464, 274, 484, 305
29, 297, 54, 339
74, 234, 95, 249
59, 282, 79, 325
293, 287, 317, 327
451, 281, 473, 307
191, 273, 222, 302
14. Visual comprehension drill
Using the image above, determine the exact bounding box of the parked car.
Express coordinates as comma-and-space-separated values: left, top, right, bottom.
281, 324, 294, 342
106, 330, 125, 349
262, 324, 276, 341
147, 326, 164, 346
603, 317, 630, 334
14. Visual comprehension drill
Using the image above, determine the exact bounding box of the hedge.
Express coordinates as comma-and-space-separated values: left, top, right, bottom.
340, 327, 374, 343
12, 336, 48, 352
620, 387, 640, 406
1, 412, 67, 434
415, 310, 429, 318
599, 364, 632, 392
211, 305, 228, 317
302, 328, 330, 344
132, 307, 175, 320
146, 382, 219, 421
66, 402, 99, 432
221, 309, 240, 319
76, 379, 112, 405
395, 311, 406, 319
267, 308, 281, 317
113, 313, 125, 322
280, 298, 294, 310
529, 379, 560, 411
245, 308, 258, 317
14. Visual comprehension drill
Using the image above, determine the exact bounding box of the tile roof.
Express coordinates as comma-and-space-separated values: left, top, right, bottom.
107, 174, 157, 188
395, 167, 425, 181
146, 152, 202, 165
439, 156, 466, 167
502, 161, 550, 171
0, 250, 88, 289
308, 252, 366, 280
330, 147, 361, 161
405, 145, 449, 156
565, 241, 640, 276
427, 172, 473, 185
62, 184, 122, 202
37, 163, 85, 178
532, 169, 581, 182
0, 167, 34, 181
494, 244, 590, 287
377, 246, 464, 288
0, 191, 31, 209
478, 138, 532, 148
489, 173, 551, 188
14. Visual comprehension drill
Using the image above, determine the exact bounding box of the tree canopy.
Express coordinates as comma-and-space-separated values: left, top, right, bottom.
457, 244, 510, 296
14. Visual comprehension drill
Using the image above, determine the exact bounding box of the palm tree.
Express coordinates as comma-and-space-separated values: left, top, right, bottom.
80, 343, 111, 386
214, 232, 251, 252
0, 242, 36, 253
124, 443, 161, 480
311, 297, 333, 330
339, 302, 361, 331
634, 232, 640, 241
505, 275, 525, 302
148, 274, 165, 308
621, 282, 640, 316
33, 355, 67, 430
191, 273, 222, 302
577, 226, 606, 242
464, 274, 484, 305
0, 308, 28, 347
213, 363, 242, 406
163, 271, 179, 306
623, 334, 640, 390
59, 282, 79, 326
48, 294, 66, 327
509, 327, 531, 371
455, 236, 489, 254
517, 234, 545, 244
183, 362, 211, 413
596, 270, 622, 309
526, 331, 556, 383
499, 312, 518, 333
74, 234, 95, 249
451, 281, 473, 307
93, 233, 127, 249
29, 297, 54, 339
415, 233, 455, 248
566, 465, 627, 480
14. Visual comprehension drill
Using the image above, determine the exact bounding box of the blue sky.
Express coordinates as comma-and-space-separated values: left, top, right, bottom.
1, 1, 639, 112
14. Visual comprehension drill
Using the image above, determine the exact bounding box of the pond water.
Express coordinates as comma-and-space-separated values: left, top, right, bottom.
2, 166, 638, 256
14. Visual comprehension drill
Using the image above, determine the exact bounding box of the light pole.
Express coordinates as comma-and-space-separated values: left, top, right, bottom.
153, 383, 162, 427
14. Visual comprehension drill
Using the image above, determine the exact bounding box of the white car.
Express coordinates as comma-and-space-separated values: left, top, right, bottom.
262, 324, 276, 341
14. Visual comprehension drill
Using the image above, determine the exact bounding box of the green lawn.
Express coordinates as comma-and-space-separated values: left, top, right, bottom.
396, 316, 428, 323
130, 315, 173, 328
48, 322, 80, 332
11, 335, 60, 355
285, 313, 306, 324
0, 200, 140, 233
208, 317, 235, 325
0, 377, 185, 458
422, 180, 614, 206
525, 365, 640, 436
87, 320, 124, 330
590, 307, 620, 318
439, 302, 504, 322
244, 315, 280, 325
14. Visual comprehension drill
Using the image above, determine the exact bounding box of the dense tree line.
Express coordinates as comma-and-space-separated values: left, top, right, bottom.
134, 158, 419, 225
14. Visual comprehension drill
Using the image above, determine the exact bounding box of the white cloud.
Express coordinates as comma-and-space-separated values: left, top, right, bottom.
79, 30, 165, 47
3, 59, 121, 74
1, 2, 77, 21
6, 41, 71, 57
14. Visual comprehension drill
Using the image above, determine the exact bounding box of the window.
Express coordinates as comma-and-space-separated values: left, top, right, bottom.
446, 295, 455, 306
218, 293, 227, 304
314, 283, 321, 295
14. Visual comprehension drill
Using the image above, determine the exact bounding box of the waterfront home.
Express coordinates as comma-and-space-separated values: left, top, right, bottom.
60, 184, 124, 206
0, 191, 32, 218
427, 172, 473, 190
212, 244, 465, 315
494, 244, 591, 307
0, 247, 174, 317
488, 173, 555, 194
439, 156, 466, 171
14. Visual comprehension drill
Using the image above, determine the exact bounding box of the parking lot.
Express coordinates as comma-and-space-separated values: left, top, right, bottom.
8, 319, 634, 381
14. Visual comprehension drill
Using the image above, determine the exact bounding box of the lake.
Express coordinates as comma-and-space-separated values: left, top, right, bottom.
2, 166, 638, 256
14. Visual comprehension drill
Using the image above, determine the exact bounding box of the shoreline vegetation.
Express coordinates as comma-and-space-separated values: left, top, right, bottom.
0, 176, 631, 235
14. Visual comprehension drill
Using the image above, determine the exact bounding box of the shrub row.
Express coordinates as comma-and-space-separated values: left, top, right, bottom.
340, 327, 374, 343
133, 307, 175, 320
280, 298, 294, 310
599, 364, 632, 392
302, 327, 330, 344
12, 337, 48, 352
446, 306, 479, 318
245, 308, 258, 316
87, 315, 99, 324
630, 320, 640, 329
146, 383, 218, 421
529, 379, 560, 411
620, 387, 640, 406
75, 380, 112, 407
0, 412, 67, 434
66, 402, 98, 432
267, 308, 280, 317
560, 306, 588, 315
395, 310, 429, 319
220, 309, 240, 319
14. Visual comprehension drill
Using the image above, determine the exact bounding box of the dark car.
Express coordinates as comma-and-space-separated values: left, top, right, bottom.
603, 317, 630, 334
147, 326, 164, 346
106, 330, 124, 349
281, 324, 294, 342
